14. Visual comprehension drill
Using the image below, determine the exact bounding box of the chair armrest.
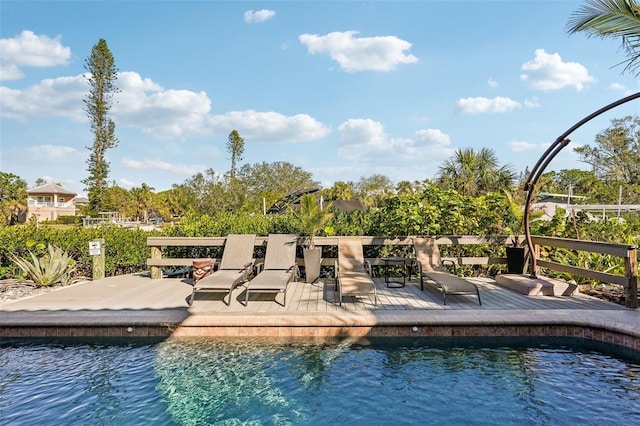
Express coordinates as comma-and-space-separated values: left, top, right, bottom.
408, 258, 424, 275
364, 260, 373, 276
441, 259, 458, 274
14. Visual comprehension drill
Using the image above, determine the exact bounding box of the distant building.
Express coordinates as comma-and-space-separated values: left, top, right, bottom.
26, 183, 79, 222
331, 199, 367, 213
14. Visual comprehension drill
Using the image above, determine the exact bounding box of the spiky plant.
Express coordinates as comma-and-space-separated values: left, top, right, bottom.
11, 244, 77, 286
290, 194, 333, 248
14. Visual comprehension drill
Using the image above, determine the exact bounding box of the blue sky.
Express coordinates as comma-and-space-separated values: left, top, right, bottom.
1, 1, 639, 197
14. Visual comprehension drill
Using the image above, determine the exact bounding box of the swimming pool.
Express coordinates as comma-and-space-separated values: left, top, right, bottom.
1, 336, 638, 425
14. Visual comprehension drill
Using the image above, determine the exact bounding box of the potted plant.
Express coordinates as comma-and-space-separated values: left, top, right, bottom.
505, 236, 526, 274
503, 192, 528, 274
291, 194, 333, 283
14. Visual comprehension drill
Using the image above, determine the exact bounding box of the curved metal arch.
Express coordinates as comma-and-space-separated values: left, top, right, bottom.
524, 92, 640, 278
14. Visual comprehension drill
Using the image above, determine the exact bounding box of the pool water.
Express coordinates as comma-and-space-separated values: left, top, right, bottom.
1, 336, 638, 425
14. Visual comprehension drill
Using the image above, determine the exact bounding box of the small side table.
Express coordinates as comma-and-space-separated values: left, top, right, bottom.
382, 257, 407, 288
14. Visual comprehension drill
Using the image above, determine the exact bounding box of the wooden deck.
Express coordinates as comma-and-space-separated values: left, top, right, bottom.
204, 276, 624, 313
1, 273, 637, 350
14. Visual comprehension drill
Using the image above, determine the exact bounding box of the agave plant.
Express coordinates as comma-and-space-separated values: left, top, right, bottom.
11, 244, 77, 286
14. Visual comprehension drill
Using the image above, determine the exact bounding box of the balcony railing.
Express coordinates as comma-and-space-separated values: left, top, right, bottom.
28, 201, 75, 208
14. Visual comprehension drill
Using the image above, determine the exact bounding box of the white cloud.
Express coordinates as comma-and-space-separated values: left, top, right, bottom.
488, 78, 499, 88
337, 119, 454, 169
299, 31, 418, 72
456, 96, 521, 114
121, 158, 205, 176
0, 75, 87, 121
0, 30, 71, 81
524, 97, 541, 108
520, 49, 595, 91
207, 110, 330, 142
414, 128, 451, 147
609, 82, 635, 95
244, 9, 276, 24
508, 140, 540, 152
1, 71, 213, 138
114, 71, 211, 139
27, 144, 78, 159
118, 178, 137, 189
1, 70, 331, 144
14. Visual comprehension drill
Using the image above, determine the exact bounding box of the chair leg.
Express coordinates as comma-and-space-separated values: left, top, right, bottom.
477, 288, 482, 305
188, 288, 195, 306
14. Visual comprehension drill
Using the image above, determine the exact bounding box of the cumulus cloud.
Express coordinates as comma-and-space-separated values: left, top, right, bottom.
27, 144, 78, 159
299, 31, 418, 72
1, 70, 214, 138
456, 96, 521, 114
114, 71, 211, 139
0, 75, 87, 121
244, 9, 276, 24
414, 128, 451, 147
520, 49, 595, 91
488, 78, 499, 88
207, 110, 330, 142
0, 30, 71, 80
1, 70, 331, 144
121, 158, 205, 176
337, 119, 454, 167
524, 97, 541, 108
609, 82, 635, 95
508, 140, 540, 152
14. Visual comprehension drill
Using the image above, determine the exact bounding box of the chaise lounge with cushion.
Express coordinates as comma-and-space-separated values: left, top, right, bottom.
336, 236, 377, 306
412, 237, 481, 305
244, 234, 298, 306
189, 234, 256, 306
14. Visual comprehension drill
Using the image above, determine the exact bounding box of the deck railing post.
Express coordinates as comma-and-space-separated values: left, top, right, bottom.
150, 245, 162, 279
625, 247, 638, 309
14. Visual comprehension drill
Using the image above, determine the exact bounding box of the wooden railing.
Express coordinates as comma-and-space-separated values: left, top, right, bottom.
146, 235, 513, 279
146, 235, 638, 308
531, 236, 638, 308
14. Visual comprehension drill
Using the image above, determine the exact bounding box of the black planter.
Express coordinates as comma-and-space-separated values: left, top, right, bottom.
506, 247, 525, 274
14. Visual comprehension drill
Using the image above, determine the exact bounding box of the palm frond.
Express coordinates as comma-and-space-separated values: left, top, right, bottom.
567, 0, 640, 74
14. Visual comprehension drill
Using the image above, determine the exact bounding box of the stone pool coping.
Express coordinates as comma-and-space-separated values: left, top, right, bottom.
0, 275, 638, 352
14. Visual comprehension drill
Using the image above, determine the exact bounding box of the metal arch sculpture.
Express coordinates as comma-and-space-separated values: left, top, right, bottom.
266, 188, 320, 214
523, 92, 640, 278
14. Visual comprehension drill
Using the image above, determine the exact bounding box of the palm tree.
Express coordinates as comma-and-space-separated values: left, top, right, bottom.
437, 148, 515, 196
567, 0, 640, 75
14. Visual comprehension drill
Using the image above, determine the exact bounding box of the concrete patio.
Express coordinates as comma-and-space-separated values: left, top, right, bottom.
1, 273, 638, 352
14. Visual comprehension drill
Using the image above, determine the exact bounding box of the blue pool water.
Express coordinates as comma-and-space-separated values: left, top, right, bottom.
1, 336, 638, 425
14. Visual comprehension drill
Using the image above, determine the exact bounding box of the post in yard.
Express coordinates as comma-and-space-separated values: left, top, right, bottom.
89, 239, 105, 280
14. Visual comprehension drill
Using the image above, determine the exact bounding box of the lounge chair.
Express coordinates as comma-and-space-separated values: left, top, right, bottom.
336, 237, 377, 306
412, 237, 481, 305
244, 234, 298, 306
189, 234, 256, 306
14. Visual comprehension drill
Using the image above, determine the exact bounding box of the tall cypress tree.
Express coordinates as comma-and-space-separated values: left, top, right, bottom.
82, 38, 119, 215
